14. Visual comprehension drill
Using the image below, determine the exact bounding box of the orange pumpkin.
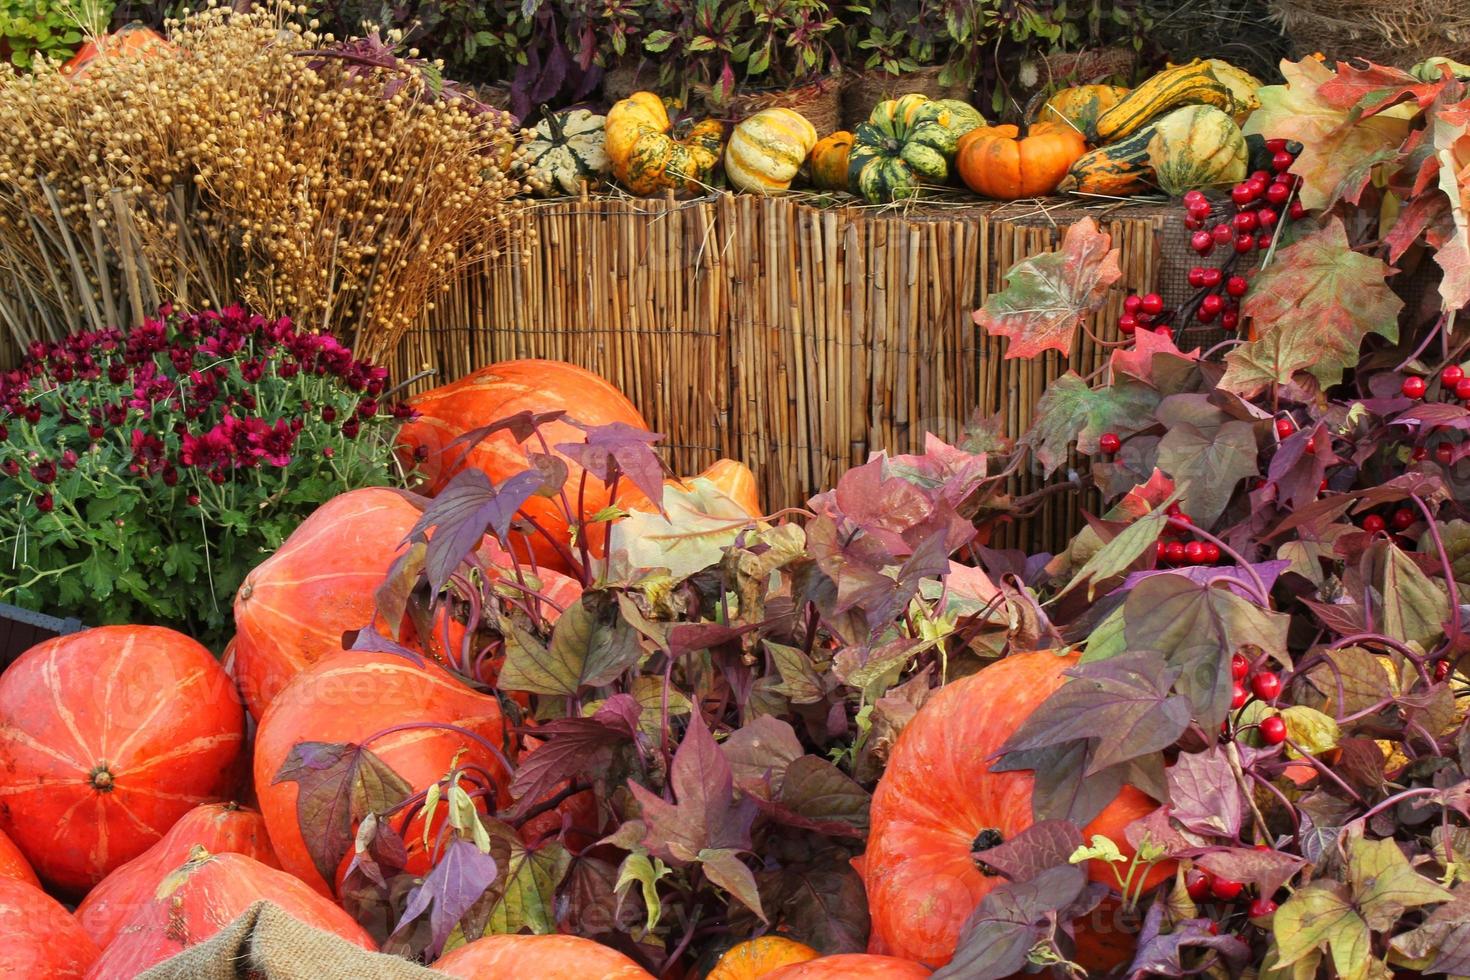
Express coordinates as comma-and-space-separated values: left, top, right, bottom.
860, 651, 1169, 972
708, 937, 820, 979
76, 802, 279, 950
86, 848, 374, 978
252, 652, 513, 896
0, 827, 37, 888
433, 934, 654, 979
0, 626, 245, 894
396, 359, 650, 571
61, 23, 171, 79
764, 954, 931, 978
0, 877, 99, 976
956, 122, 1087, 199
616, 457, 762, 518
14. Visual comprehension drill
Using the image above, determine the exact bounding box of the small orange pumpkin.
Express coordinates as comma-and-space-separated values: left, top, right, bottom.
707, 937, 820, 979
616, 458, 762, 519
956, 122, 1087, 200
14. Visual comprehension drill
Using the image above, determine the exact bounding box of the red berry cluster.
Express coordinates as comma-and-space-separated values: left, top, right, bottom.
1185, 866, 1279, 921
1153, 502, 1222, 565
1116, 140, 1306, 339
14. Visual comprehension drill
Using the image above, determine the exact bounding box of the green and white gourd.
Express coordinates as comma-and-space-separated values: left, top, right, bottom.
847, 94, 985, 204
520, 108, 610, 197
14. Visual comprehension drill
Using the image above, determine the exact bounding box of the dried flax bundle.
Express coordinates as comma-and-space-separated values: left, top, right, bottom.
0, 4, 528, 360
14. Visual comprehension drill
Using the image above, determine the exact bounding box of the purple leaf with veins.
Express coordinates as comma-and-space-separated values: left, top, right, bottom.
389, 837, 499, 958
556, 421, 665, 505
410, 468, 543, 592
1115, 560, 1292, 600
628, 713, 758, 864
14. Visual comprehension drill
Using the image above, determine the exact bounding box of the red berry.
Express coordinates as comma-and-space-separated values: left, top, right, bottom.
1164, 541, 1186, 564
1185, 870, 1212, 901
1303, 436, 1317, 454
1155, 327, 1174, 342
1212, 223, 1234, 245
1200, 294, 1224, 316
1156, 540, 1169, 561
1257, 233, 1275, 251
1184, 541, 1206, 564
1265, 138, 1288, 153
1251, 671, 1282, 701
1362, 513, 1387, 534
1188, 266, 1207, 288
1233, 211, 1258, 233
1250, 169, 1271, 184
1390, 507, 1415, 530
1265, 182, 1290, 206
1249, 897, 1279, 919
1124, 294, 1142, 314
1436, 660, 1451, 681
1458, 377, 1470, 401
1188, 199, 1211, 218
1402, 376, 1428, 399
1232, 653, 1250, 679
1319, 479, 1329, 493
1211, 877, 1245, 901
1183, 189, 1207, 207
1202, 542, 1220, 563
1413, 446, 1429, 461
1437, 443, 1455, 465
1166, 502, 1183, 517
1201, 267, 1222, 288
1288, 200, 1307, 220
1235, 233, 1256, 254
1119, 313, 1137, 335
1271, 150, 1294, 172
1442, 364, 1464, 386
1191, 231, 1215, 255
1135, 311, 1153, 326
1099, 432, 1122, 454
1140, 293, 1164, 316
1275, 417, 1295, 439
1231, 183, 1254, 206
1226, 275, 1249, 298
1184, 214, 1203, 230
1221, 309, 1240, 330
1206, 921, 1221, 936
1231, 681, 1249, 709
1260, 715, 1288, 745
1257, 207, 1279, 230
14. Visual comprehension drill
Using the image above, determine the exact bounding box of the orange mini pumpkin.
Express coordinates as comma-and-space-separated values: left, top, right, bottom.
616, 457, 762, 519
957, 122, 1087, 200
707, 937, 820, 979
860, 650, 1171, 972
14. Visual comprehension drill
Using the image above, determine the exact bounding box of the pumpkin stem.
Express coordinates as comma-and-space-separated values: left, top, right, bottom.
88, 762, 115, 793
542, 104, 564, 141
972, 827, 1005, 876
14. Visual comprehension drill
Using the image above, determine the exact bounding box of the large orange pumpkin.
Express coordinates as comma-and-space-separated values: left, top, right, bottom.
0, 626, 245, 894
0, 826, 37, 887
253, 651, 513, 896
86, 848, 375, 978
956, 122, 1087, 199
395, 359, 650, 570
861, 651, 1168, 971
76, 801, 279, 950
0, 877, 100, 976
764, 954, 932, 978
707, 936, 820, 980
432, 934, 654, 979
617, 457, 762, 519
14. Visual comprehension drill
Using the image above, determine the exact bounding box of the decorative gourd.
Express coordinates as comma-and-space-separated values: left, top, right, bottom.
1147, 104, 1248, 196
1035, 84, 1130, 140
395, 359, 650, 570
0, 827, 36, 887
708, 937, 820, 980
861, 651, 1170, 972
520, 108, 610, 196
923, 98, 986, 138
725, 108, 819, 194
1057, 123, 1158, 196
764, 954, 932, 979
253, 652, 513, 896
955, 121, 1087, 199
85, 848, 375, 978
605, 92, 723, 195
1092, 59, 1236, 144
809, 131, 854, 191
433, 934, 654, 979
1204, 59, 1263, 120
0, 626, 245, 894
76, 802, 279, 950
847, 94, 972, 203
0, 877, 99, 977
616, 458, 762, 519
61, 23, 170, 79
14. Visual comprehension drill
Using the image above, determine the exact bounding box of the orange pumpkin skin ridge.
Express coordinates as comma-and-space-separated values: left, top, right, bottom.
433, 933, 654, 979
396, 359, 649, 570
0, 625, 245, 894
0, 877, 99, 976
861, 650, 1169, 971
763, 953, 933, 978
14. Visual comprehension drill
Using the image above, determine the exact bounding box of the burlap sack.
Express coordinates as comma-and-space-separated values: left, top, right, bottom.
137, 901, 448, 980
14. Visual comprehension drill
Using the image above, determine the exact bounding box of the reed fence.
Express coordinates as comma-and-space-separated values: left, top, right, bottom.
392, 192, 1185, 549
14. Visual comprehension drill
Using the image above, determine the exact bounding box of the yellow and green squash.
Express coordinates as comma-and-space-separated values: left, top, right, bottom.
1092, 59, 1237, 145
724, 108, 818, 194
847, 94, 984, 203
1146, 104, 1248, 197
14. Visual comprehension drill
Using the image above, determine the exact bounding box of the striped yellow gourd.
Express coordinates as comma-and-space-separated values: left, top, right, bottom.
724, 108, 819, 195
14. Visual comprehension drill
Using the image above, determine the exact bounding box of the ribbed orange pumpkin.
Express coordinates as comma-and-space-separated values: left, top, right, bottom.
253, 652, 513, 896
765, 954, 932, 978
956, 122, 1087, 199
0, 826, 37, 887
0, 877, 99, 976
76, 802, 279, 950
433, 934, 654, 979
707, 937, 820, 979
861, 651, 1168, 972
616, 458, 762, 518
86, 848, 375, 978
0, 626, 245, 894
395, 359, 650, 570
